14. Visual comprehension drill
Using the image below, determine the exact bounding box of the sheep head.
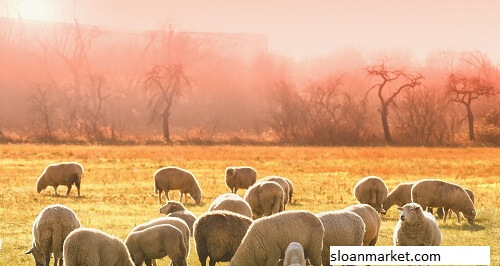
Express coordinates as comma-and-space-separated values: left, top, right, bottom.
397, 203, 423, 225
159, 201, 185, 215
25, 245, 44, 266
36, 177, 47, 193
463, 207, 476, 225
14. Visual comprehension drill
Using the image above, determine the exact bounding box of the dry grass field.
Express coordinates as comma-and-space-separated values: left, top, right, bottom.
0, 144, 498, 265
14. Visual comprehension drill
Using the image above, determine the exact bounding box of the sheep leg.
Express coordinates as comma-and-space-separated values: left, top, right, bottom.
144, 258, 153, 266
209, 258, 216, 266
75, 181, 81, 197
57, 257, 63, 266
53, 186, 59, 196
66, 184, 72, 196
456, 210, 462, 223
43, 249, 51, 266
166, 190, 171, 201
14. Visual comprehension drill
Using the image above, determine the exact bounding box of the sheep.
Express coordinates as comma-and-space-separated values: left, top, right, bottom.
159, 201, 197, 235
154, 166, 202, 205
131, 216, 190, 265
382, 182, 414, 213
283, 242, 306, 266
126, 224, 187, 266
353, 175, 389, 214
225, 166, 257, 194
244, 181, 284, 219
258, 176, 290, 208
394, 203, 442, 246
284, 178, 294, 204
63, 227, 134, 266
229, 210, 324, 266
208, 193, 252, 218
193, 210, 253, 266
344, 204, 381, 246
36, 162, 83, 196
25, 204, 81, 266
411, 179, 476, 224
437, 188, 475, 220
317, 210, 365, 266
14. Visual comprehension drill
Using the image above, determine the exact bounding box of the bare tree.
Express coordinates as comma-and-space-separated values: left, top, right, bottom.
143, 64, 190, 142
82, 74, 110, 141
27, 84, 57, 138
267, 79, 307, 142
447, 74, 496, 141
366, 61, 424, 144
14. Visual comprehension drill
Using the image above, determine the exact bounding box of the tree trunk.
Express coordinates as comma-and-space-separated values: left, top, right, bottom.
380, 105, 393, 144
162, 107, 171, 142
466, 104, 475, 141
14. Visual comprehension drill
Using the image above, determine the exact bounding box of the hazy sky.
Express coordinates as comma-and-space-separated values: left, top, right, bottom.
4, 0, 500, 61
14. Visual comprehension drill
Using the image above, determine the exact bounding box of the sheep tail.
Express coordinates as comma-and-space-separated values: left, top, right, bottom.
272, 193, 282, 214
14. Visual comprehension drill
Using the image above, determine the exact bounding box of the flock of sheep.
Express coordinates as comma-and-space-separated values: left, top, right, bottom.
27, 162, 477, 265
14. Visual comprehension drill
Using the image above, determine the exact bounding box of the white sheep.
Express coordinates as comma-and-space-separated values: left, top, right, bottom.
283, 242, 306, 266
193, 210, 253, 266
126, 224, 187, 266
36, 162, 83, 196
25, 204, 81, 266
437, 188, 475, 220
208, 193, 252, 218
131, 216, 190, 265
393, 203, 442, 246
411, 179, 476, 224
258, 176, 290, 208
317, 210, 365, 266
154, 166, 202, 205
353, 176, 389, 214
229, 210, 324, 266
225, 166, 257, 194
382, 182, 415, 213
344, 204, 381, 246
159, 200, 197, 235
63, 227, 134, 266
244, 181, 284, 219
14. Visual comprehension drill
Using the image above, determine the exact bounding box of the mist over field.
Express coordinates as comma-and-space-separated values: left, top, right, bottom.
0, 1, 499, 145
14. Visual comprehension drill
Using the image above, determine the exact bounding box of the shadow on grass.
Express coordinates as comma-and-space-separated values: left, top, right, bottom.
439, 223, 486, 231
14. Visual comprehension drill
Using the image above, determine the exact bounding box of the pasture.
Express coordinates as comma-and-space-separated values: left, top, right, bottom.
0, 144, 498, 265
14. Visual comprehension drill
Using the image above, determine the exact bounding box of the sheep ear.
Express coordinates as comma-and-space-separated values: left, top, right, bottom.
25, 247, 34, 254
415, 206, 421, 211
397, 206, 403, 211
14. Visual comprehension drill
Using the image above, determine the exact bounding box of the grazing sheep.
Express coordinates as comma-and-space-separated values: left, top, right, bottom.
382, 182, 415, 213
225, 166, 257, 194
229, 210, 324, 266
154, 167, 202, 205
437, 188, 475, 220
36, 162, 83, 196
63, 227, 134, 266
208, 193, 252, 218
193, 210, 253, 266
132, 216, 190, 265
283, 242, 306, 266
344, 204, 381, 246
126, 224, 187, 266
25, 204, 81, 266
244, 181, 284, 219
258, 176, 290, 208
411, 179, 476, 224
317, 210, 365, 266
159, 201, 197, 235
284, 178, 294, 204
394, 203, 442, 246
353, 176, 389, 214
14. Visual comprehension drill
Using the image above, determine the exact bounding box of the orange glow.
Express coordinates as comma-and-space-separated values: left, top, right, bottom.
3, 0, 500, 61
16, 0, 58, 22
